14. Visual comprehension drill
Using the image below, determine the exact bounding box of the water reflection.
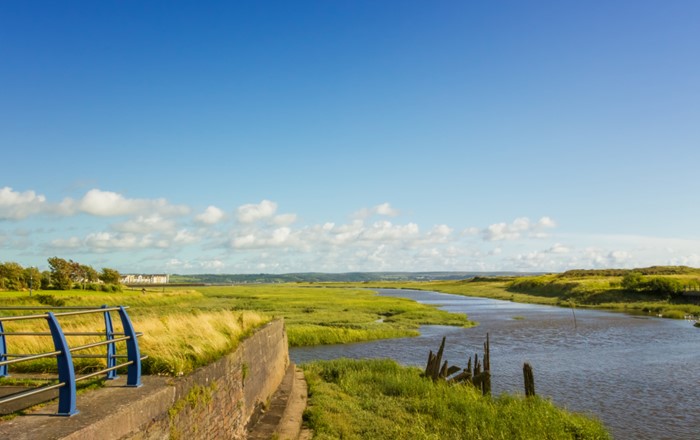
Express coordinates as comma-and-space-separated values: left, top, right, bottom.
291, 289, 699, 440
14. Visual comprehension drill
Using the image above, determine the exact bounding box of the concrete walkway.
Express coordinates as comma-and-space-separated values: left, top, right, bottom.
0, 366, 311, 440
0, 375, 174, 440
247, 363, 310, 440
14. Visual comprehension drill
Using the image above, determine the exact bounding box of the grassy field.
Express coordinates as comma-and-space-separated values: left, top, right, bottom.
303, 358, 610, 440
0, 284, 474, 375
199, 285, 474, 346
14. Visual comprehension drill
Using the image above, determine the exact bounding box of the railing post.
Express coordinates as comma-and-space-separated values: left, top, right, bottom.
118, 306, 142, 387
102, 305, 118, 379
46, 312, 79, 416
0, 320, 8, 377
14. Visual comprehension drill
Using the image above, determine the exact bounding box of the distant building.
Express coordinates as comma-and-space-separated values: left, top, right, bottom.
120, 274, 170, 284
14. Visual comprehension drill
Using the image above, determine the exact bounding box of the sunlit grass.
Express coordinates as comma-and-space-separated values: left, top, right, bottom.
0, 289, 269, 376
303, 358, 610, 440
136, 310, 267, 375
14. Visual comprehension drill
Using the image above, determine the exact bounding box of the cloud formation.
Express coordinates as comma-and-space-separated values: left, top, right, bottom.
481, 217, 556, 241
236, 200, 278, 223
0, 187, 47, 220
4, 186, 699, 274
195, 205, 225, 225
69, 189, 190, 217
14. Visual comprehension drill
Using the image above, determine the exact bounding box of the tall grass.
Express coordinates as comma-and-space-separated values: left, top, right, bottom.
0, 290, 269, 376
137, 310, 267, 375
303, 358, 610, 440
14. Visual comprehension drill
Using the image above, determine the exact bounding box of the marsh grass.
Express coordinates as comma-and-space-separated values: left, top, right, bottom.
303, 358, 610, 440
198, 285, 474, 346
0, 289, 269, 376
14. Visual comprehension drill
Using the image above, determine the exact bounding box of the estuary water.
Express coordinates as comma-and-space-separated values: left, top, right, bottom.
290, 289, 699, 440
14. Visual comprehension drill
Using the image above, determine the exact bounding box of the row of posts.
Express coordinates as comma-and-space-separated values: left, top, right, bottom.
424, 334, 535, 398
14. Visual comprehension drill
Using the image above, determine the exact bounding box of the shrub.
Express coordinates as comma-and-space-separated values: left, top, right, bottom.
35, 294, 66, 307
644, 277, 684, 298
621, 272, 644, 290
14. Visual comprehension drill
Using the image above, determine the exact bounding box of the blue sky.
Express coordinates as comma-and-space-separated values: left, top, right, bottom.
2, 1, 699, 274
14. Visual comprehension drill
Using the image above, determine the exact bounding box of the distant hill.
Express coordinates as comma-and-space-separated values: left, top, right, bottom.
168, 271, 537, 284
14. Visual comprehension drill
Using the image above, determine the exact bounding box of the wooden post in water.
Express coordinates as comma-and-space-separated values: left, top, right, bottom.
523, 362, 536, 397
483, 333, 491, 395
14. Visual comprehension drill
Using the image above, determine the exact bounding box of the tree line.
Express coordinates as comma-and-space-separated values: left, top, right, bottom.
0, 257, 121, 292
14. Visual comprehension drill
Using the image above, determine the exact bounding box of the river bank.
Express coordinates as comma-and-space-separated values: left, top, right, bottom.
324, 275, 700, 323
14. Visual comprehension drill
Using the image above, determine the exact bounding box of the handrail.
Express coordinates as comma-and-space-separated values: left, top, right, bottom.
0, 307, 127, 322
0, 350, 63, 366
0, 305, 143, 416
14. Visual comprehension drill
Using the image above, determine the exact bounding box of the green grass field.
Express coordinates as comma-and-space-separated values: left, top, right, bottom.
303, 358, 610, 440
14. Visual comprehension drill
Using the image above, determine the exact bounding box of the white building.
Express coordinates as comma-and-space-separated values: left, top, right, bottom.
120, 274, 170, 284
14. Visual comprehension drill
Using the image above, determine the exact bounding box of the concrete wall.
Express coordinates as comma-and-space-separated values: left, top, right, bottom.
129, 319, 289, 440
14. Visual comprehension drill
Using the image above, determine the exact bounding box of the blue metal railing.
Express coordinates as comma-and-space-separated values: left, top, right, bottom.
0, 305, 145, 416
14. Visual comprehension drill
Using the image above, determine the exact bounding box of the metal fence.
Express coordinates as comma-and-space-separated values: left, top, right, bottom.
0, 305, 145, 416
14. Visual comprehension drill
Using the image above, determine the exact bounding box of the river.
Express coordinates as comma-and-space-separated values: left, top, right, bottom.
290, 289, 699, 440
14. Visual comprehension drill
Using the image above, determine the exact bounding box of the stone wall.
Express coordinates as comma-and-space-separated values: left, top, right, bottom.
129, 319, 289, 440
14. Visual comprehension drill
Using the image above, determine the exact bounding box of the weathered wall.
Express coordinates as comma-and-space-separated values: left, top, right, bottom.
131, 319, 289, 440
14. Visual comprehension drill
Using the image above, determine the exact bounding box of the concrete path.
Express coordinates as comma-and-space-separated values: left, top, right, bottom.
0, 363, 311, 439
247, 362, 310, 440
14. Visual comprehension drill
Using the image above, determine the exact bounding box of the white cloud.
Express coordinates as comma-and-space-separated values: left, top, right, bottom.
237, 200, 278, 223
0, 187, 47, 220
354, 202, 400, 219
195, 206, 225, 225
113, 214, 176, 234
273, 213, 297, 226
375, 202, 399, 217
59, 189, 190, 217
546, 243, 570, 254
538, 217, 556, 228
230, 226, 297, 249
481, 216, 556, 241
362, 221, 419, 242
173, 229, 199, 245
424, 224, 453, 243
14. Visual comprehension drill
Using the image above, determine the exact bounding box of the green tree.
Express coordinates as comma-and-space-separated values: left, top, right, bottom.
99, 268, 121, 285
40, 270, 52, 290
48, 257, 72, 290
0, 261, 25, 290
